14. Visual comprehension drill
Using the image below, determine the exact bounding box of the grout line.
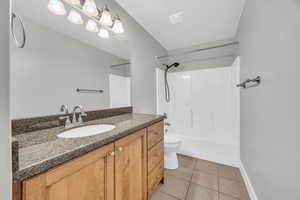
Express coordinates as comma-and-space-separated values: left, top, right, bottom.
159, 191, 182, 200
189, 180, 219, 192
218, 175, 244, 183
184, 179, 193, 200
219, 192, 240, 200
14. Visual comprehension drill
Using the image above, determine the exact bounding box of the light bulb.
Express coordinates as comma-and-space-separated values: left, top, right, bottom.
48, 0, 66, 15
112, 18, 124, 34
86, 20, 98, 32
83, 0, 99, 17
98, 27, 110, 39
99, 8, 113, 26
63, 0, 80, 5
67, 9, 84, 24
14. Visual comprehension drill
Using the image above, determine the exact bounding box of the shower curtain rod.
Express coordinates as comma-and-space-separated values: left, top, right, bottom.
179, 54, 236, 64
110, 62, 131, 68
110, 41, 239, 68
156, 41, 239, 60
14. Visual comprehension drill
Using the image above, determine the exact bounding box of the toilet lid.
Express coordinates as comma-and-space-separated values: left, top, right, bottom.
165, 135, 181, 144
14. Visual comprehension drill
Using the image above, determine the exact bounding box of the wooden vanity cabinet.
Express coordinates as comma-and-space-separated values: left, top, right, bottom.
147, 121, 164, 198
115, 129, 147, 200
16, 121, 164, 200
22, 143, 115, 200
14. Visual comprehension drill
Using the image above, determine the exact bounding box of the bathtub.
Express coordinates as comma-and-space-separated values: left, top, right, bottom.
166, 131, 240, 167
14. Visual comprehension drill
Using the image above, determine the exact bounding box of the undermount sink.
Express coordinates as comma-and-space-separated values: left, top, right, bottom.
57, 124, 116, 138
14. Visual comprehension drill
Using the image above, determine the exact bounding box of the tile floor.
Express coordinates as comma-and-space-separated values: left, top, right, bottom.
151, 155, 250, 200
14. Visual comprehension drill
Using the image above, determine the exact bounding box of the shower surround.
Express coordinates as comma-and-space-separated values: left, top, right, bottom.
156, 58, 240, 167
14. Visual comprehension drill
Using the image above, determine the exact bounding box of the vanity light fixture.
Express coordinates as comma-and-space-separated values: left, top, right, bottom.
98, 27, 110, 39
67, 9, 84, 24
112, 16, 124, 34
47, 0, 125, 40
86, 20, 98, 32
48, 0, 67, 15
99, 6, 113, 26
82, 0, 99, 17
63, 0, 80, 6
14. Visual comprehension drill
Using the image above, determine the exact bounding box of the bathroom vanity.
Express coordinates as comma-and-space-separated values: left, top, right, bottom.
12, 113, 164, 200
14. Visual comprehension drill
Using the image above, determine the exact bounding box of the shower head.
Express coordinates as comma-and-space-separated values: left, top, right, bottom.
171, 62, 180, 68
164, 62, 180, 71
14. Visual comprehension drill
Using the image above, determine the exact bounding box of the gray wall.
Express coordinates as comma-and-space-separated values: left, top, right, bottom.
237, 0, 300, 199
107, 0, 167, 114
0, 0, 11, 199
10, 17, 128, 119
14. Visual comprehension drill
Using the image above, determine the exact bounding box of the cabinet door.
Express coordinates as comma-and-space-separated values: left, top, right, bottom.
115, 129, 147, 200
23, 144, 115, 200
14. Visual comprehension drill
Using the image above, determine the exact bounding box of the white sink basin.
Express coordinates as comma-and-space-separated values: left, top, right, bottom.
57, 124, 116, 138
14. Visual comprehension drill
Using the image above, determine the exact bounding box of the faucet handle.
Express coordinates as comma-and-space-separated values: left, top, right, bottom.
60, 105, 69, 114
165, 122, 171, 126
59, 115, 71, 127
81, 111, 87, 117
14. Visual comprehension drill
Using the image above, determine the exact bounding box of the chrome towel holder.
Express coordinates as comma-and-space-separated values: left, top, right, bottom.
76, 88, 104, 93
237, 76, 261, 88
11, 12, 26, 48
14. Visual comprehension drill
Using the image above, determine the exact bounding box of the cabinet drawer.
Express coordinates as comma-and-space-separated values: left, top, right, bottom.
148, 161, 164, 197
147, 121, 164, 149
148, 141, 164, 173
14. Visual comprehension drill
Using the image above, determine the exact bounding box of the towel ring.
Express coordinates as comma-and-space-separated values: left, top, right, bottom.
11, 12, 26, 48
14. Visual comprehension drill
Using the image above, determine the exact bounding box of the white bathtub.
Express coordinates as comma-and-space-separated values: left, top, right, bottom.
167, 132, 240, 167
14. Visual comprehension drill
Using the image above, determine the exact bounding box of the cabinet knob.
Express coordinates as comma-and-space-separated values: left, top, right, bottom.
118, 147, 123, 152
109, 152, 115, 156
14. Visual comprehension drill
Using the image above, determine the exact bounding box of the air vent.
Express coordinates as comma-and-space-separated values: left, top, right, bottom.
169, 11, 184, 25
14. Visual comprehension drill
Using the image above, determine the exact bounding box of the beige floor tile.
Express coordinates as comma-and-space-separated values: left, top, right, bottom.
191, 170, 218, 191
194, 159, 218, 175
178, 154, 196, 169
165, 166, 193, 181
219, 193, 239, 200
218, 165, 243, 182
186, 183, 218, 200
219, 178, 244, 199
150, 190, 179, 200
158, 175, 190, 200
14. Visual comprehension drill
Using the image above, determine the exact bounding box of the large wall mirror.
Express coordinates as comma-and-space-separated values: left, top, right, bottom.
11, 0, 131, 119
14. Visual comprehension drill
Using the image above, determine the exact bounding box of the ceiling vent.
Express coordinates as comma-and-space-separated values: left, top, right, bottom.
169, 11, 184, 25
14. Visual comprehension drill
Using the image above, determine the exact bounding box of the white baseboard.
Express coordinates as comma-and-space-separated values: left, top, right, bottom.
239, 161, 258, 200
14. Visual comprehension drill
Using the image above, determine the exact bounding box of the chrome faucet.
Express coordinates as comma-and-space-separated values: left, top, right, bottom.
72, 105, 87, 125
59, 105, 71, 128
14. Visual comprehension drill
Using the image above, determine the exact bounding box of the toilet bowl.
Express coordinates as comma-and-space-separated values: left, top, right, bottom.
164, 134, 182, 169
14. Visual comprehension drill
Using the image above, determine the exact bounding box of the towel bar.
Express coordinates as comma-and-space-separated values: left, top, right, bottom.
237, 76, 261, 88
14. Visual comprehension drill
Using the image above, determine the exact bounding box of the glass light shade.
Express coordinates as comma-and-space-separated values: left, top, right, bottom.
63, 0, 80, 5
67, 9, 84, 24
112, 19, 124, 34
48, 0, 66, 15
99, 9, 113, 26
82, 0, 99, 17
98, 27, 110, 39
86, 20, 98, 32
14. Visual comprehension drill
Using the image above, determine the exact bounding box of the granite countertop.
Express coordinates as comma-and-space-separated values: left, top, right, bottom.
13, 113, 164, 183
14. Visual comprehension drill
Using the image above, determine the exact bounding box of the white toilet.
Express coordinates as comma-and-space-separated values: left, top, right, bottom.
164, 134, 182, 169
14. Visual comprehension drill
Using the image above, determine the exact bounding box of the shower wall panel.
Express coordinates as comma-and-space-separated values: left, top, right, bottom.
156, 60, 240, 166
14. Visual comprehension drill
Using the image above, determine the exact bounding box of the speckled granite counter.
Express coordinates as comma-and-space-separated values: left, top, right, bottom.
12, 113, 164, 183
